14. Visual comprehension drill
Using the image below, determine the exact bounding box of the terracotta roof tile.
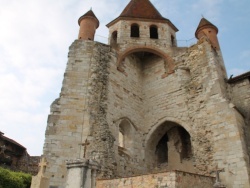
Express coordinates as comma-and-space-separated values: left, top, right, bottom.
78, 10, 99, 28
107, 0, 178, 31
195, 18, 218, 37
120, 0, 166, 20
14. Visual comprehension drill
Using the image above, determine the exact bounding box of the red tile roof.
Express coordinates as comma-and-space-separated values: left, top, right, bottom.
120, 0, 165, 20
195, 18, 218, 37
107, 0, 178, 31
78, 9, 99, 28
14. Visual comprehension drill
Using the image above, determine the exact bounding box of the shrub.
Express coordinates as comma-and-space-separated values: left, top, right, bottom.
0, 167, 31, 188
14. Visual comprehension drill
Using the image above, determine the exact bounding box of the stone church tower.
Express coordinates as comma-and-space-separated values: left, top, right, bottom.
43, 0, 250, 187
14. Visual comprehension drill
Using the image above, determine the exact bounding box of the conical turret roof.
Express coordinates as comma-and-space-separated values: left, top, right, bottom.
78, 9, 99, 28
107, 0, 178, 31
120, 0, 165, 20
195, 18, 218, 37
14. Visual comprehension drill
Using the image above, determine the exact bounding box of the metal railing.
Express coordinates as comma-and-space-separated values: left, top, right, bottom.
177, 38, 197, 47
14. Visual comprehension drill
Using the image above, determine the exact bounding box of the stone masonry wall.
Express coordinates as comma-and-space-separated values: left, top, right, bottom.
108, 20, 176, 49
171, 41, 250, 187
96, 171, 214, 188
229, 78, 250, 161
84, 42, 116, 178
106, 52, 145, 177
175, 171, 215, 188
18, 155, 40, 175
43, 40, 90, 187
105, 39, 250, 187
43, 37, 250, 187
43, 40, 114, 187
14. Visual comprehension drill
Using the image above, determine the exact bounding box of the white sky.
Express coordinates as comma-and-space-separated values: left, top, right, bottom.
0, 0, 249, 156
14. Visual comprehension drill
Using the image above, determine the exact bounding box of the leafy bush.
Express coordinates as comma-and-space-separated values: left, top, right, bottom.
0, 167, 31, 188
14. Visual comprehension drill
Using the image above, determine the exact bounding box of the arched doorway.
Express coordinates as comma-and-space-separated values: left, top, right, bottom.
145, 121, 193, 172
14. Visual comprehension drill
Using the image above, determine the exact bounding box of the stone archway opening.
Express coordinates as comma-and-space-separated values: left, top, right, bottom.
146, 121, 194, 172
117, 46, 176, 75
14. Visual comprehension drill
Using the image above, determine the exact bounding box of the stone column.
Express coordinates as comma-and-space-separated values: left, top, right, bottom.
65, 159, 100, 188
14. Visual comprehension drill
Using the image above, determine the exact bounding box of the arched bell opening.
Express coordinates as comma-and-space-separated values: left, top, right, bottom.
145, 121, 193, 172
150, 25, 158, 39
110, 31, 118, 47
131, 23, 140, 38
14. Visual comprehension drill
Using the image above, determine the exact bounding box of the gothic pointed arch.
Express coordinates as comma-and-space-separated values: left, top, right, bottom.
114, 117, 138, 131
144, 118, 193, 171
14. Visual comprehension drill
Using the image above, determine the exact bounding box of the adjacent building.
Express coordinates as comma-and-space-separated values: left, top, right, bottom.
0, 131, 39, 175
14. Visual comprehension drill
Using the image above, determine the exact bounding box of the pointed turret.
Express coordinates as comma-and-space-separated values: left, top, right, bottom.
78, 9, 99, 41
195, 18, 220, 50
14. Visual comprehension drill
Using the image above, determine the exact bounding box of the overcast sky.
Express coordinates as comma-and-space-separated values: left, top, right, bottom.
0, 0, 249, 156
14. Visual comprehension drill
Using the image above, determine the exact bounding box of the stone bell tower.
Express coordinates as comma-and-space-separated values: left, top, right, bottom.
106, 0, 178, 74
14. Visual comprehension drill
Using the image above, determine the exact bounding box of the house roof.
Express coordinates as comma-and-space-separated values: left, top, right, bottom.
1, 134, 26, 150
78, 9, 99, 28
228, 71, 250, 83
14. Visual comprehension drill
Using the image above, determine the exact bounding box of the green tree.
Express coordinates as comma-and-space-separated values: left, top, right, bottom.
0, 167, 31, 188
